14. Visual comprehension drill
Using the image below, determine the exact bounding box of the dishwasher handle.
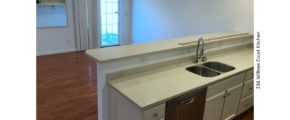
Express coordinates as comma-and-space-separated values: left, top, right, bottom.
179, 97, 196, 105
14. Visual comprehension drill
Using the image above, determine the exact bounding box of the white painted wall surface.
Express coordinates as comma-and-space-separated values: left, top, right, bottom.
119, 0, 132, 45
37, 0, 76, 56
232, 0, 254, 33
131, 0, 253, 44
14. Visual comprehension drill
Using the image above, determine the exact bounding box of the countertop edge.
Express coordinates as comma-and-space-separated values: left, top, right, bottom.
86, 33, 252, 63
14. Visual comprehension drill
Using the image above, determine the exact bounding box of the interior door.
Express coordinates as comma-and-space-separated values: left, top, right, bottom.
203, 91, 226, 120
221, 83, 243, 120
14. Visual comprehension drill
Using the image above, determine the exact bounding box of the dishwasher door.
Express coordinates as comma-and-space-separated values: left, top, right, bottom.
165, 87, 207, 120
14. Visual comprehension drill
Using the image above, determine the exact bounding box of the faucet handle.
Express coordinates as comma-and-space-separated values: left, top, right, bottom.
201, 56, 207, 62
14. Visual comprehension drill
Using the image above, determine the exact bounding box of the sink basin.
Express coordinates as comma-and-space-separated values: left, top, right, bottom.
186, 61, 235, 77
202, 62, 235, 73
186, 66, 220, 77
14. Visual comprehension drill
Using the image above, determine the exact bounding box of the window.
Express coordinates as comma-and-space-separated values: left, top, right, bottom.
36, 0, 67, 28
100, 0, 119, 47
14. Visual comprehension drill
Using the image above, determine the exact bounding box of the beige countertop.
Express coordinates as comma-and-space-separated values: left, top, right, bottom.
86, 32, 250, 63
108, 46, 253, 110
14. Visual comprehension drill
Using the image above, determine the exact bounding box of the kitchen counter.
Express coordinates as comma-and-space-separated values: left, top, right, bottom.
108, 45, 253, 110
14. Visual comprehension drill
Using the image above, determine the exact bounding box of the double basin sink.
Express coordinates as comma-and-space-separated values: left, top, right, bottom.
186, 62, 235, 77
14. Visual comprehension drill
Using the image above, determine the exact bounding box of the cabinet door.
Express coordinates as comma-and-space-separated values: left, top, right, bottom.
143, 104, 165, 120
203, 91, 226, 120
238, 94, 253, 114
221, 83, 243, 120
241, 80, 253, 98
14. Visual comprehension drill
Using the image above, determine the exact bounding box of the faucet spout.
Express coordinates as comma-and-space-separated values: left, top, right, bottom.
193, 37, 206, 63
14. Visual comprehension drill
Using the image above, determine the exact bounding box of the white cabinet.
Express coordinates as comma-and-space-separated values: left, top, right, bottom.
221, 84, 243, 120
143, 104, 165, 120
203, 73, 244, 120
245, 70, 253, 80
241, 80, 253, 98
237, 69, 254, 115
203, 91, 226, 120
238, 94, 253, 114
110, 87, 165, 120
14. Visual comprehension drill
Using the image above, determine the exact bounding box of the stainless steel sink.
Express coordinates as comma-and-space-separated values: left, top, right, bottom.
186, 61, 235, 77
202, 62, 235, 73
186, 66, 220, 77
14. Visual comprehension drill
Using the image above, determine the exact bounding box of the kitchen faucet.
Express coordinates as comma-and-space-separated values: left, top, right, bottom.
193, 37, 207, 63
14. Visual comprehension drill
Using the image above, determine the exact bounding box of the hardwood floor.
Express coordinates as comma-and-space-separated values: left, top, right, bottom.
37, 51, 253, 120
37, 51, 98, 120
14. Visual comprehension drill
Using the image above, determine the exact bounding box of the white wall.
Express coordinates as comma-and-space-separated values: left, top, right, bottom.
131, 0, 253, 44
232, 0, 253, 33
37, 0, 76, 56
119, 0, 132, 45
37, 27, 76, 55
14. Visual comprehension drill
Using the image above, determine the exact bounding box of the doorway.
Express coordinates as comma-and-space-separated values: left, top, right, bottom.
100, 0, 120, 47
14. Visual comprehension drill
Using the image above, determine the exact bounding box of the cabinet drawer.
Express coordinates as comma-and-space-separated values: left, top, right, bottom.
238, 94, 253, 114
245, 69, 253, 81
207, 73, 245, 98
241, 80, 253, 98
143, 104, 165, 120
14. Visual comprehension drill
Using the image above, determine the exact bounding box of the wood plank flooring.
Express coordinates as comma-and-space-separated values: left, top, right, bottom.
37, 51, 98, 120
37, 51, 253, 120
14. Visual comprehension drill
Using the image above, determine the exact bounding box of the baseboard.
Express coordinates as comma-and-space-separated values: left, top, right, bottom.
37, 48, 76, 56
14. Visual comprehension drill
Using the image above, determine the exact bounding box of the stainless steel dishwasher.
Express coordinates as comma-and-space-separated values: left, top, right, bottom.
165, 87, 207, 120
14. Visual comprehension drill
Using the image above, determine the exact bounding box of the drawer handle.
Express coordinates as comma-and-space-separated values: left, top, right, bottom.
153, 112, 159, 118
249, 87, 253, 90
227, 93, 231, 96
